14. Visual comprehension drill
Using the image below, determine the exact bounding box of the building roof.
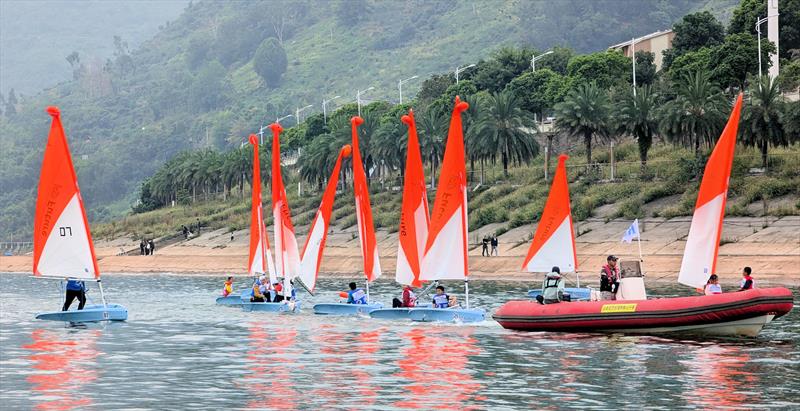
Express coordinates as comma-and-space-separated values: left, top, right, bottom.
609, 29, 673, 49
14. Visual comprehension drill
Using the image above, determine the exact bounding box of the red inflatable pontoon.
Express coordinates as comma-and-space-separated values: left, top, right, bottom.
493, 288, 794, 337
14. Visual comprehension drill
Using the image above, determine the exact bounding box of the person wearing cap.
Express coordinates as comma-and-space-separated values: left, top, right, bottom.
600, 255, 620, 300
258, 276, 273, 302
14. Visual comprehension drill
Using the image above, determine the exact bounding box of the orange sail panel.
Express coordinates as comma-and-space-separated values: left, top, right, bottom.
350, 116, 382, 282
299, 145, 352, 292
269, 124, 301, 288
420, 97, 470, 281
678, 93, 743, 288
33, 106, 100, 279
396, 110, 429, 287
248, 134, 277, 283
521, 154, 578, 273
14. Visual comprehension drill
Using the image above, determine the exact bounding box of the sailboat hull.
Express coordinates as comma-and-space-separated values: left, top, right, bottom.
216, 289, 250, 306
408, 308, 486, 323
494, 288, 793, 337
369, 308, 413, 320
528, 287, 591, 301
36, 304, 128, 322
313, 303, 383, 316
241, 301, 301, 313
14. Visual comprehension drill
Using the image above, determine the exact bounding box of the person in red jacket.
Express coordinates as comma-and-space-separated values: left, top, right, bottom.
738, 267, 755, 291
392, 285, 417, 308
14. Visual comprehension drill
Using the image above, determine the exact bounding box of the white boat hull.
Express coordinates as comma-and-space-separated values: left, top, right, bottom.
607, 314, 776, 338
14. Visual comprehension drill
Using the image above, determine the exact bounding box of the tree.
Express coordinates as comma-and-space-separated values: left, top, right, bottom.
416, 74, 454, 109
779, 0, 800, 60
472, 91, 539, 177
740, 75, 790, 170
668, 47, 715, 84
555, 83, 611, 164
470, 47, 535, 92
659, 70, 727, 158
709, 32, 774, 90
185, 34, 210, 69
728, 0, 800, 61
782, 100, 800, 137
417, 107, 448, 186
253, 38, 288, 88
336, 0, 370, 26
566, 50, 630, 90
634, 51, 656, 86
536, 46, 574, 75
728, 0, 764, 36
614, 85, 659, 169
663, 11, 725, 70
189, 60, 228, 112
5, 89, 17, 117
778, 59, 800, 93
504, 68, 567, 119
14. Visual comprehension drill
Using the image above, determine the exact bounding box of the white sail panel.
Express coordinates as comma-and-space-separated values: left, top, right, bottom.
36, 194, 97, 279
395, 200, 428, 284
678, 193, 725, 288
299, 212, 326, 291
523, 216, 576, 273
420, 204, 467, 281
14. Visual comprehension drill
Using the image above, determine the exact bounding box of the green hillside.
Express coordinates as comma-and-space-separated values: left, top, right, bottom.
0, 0, 767, 241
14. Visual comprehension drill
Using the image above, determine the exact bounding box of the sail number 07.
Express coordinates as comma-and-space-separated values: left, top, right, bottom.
59, 226, 73, 236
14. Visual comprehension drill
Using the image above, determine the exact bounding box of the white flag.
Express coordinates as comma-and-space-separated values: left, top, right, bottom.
621, 219, 640, 244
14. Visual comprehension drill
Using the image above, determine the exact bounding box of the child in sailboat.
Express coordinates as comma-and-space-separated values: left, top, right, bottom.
432, 286, 450, 308
704, 274, 723, 295
393, 285, 417, 308
222, 276, 234, 297
62, 279, 87, 311
346, 282, 368, 304
251, 277, 266, 302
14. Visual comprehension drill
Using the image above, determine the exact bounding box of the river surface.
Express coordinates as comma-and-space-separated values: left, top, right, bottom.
0, 273, 798, 410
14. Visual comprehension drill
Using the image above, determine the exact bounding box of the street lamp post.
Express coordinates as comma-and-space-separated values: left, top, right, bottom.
455, 64, 475, 84
530, 50, 553, 72
276, 114, 294, 125
295, 104, 313, 124
398, 75, 418, 104
755, 15, 770, 80
322, 95, 341, 124
356, 86, 374, 116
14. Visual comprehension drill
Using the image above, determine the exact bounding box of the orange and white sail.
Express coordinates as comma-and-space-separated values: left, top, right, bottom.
33, 106, 99, 280
678, 93, 743, 288
248, 134, 277, 283
420, 97, 470, 281
269, 124, 301, 291
350, 116, 382, 282
521, 154, 578, 273
396, 109, 429, 287
299, 145, 352, 292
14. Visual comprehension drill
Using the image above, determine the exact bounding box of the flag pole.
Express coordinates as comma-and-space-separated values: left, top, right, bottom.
636, 219, 645, 275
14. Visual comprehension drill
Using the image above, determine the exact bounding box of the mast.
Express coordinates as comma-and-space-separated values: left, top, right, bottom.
248, 134, 276, 283
350, 116, 382, 300
270, 124, 301, 296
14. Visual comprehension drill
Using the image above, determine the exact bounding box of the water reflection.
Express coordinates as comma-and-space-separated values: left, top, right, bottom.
23, 328, 100, 410
394, 327, 483, 410
241, 322, 298, 409
684, 345, 756, 409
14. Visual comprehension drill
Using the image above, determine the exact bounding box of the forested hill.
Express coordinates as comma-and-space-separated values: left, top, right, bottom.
0, 0, 736, 240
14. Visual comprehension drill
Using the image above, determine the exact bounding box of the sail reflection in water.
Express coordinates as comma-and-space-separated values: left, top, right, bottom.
23, 329, 100, 410
684, 345, 757, 408
395, 327, 483, 410
240, 323, 298, 409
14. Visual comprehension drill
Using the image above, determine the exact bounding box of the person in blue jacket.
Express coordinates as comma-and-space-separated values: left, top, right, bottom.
346, 282, 367, 304
431, 285, 450, 308
62, 279, 87, 311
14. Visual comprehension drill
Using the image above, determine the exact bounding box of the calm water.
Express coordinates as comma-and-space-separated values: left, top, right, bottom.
0, 273, 798, 410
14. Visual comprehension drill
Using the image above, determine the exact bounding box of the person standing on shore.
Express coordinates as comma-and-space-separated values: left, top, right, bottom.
491, 236, 499, 256
140, 239, 145, 255
599, 255, 619, 300
149, 239, 155, 255
482, 236, 489, 257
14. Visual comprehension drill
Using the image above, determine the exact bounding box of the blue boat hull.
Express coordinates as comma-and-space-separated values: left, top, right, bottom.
313, 303, 383, 315
241, 300, 300, 313
527, 287, 591, 301
408, 308, 486, 323
216, 289, 250, 306
369, 308, 412, 320
36, 304, 128, 322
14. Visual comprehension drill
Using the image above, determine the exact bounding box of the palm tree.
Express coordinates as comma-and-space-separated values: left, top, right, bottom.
615, 85, 659, 170
472, 91, 538, 177
741, 75, 788, 170
659, 70, 727, 156
417, 107, 448, 187
555, 82, 611, 164
373, 120, 407, 183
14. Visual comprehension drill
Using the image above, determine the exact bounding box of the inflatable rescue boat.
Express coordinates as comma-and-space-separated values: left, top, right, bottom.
493, 288, 794, 337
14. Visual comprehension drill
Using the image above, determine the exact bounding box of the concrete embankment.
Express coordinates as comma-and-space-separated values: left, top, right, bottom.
2, 216, 798, 287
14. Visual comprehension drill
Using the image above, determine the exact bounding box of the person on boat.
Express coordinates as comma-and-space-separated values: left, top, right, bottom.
739, 267, 755, 291
346, 282, 368, 304
393, 284, 417, 308
432, 285, 450, 308
599, 255, 620, 300
536, 266, 565, 304
62, 279, 87, 311
704, 274, 722, 295
222, 276, 234, 297
287, 280, 298, 301
250, 278, 266, 302
258, 277, 274, 302
448, 294, 459, 307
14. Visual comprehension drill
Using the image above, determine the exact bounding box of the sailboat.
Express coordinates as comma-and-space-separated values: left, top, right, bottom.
494, 94, 794, 336
370, 109, 434, 320
33, 106, 127, 322
269, 123, 301, 300
409, 97, 485, 323
522, 154, 591, 301
239, 132, 297, 313
313, 116, 384, 315
297, 144, 351, 292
